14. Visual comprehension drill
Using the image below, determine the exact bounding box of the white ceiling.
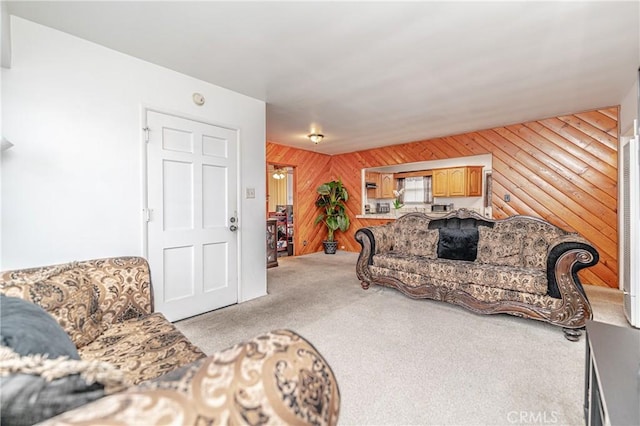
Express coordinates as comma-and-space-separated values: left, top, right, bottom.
5, 1, 640, 155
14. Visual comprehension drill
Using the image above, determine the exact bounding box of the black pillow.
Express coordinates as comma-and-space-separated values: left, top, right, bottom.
0, 294, 80, 359
0, 295, 111, 426
437, 227, 479, 261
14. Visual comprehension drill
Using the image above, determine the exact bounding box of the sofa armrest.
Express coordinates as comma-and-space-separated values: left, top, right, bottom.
78, 257, 154, 324
355, 225, 395, 260
355, 225, 397, 288
545, 234, 599, 300
39, 329, 341, 426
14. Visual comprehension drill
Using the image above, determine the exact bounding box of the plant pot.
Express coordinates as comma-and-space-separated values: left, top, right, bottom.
323, 240, 338, 254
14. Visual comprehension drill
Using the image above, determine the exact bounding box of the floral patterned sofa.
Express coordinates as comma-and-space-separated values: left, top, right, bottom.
355, 210, 599, 340
0, 257, 340, 425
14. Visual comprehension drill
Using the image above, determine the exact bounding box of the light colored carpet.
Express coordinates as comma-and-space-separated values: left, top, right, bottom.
175, 251, 629, 426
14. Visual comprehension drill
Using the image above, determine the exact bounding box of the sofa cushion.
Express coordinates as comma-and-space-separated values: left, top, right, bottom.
476, 226, 524, 267
367, 264, 560, 309
393, 215, 432, 252
0, 265, 105, 348
407, 229, 439, 258
373, 253, 470, 280
373, 253, 548, 295
437, 227, 478, 261
465, 263, 548, 295
522, 231, 553, 269
77, 257, 153, 324
492, 219, 565, 269
0, 294, 79, 359
79, 312, 206, 384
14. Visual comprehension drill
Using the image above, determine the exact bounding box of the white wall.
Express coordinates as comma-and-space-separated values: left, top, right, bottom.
620, 75, 638, 137
1, 1, 10, 69
618, 73, 639, 291
1, 17, 267, 302
0, 2, 7, 270
0, 2, 7, 271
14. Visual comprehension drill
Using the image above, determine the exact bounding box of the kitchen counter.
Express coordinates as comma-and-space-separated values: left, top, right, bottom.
356, 211, 452, 220
356, 213, 397, 219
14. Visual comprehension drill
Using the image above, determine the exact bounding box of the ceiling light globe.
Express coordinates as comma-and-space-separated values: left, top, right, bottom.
308, 133, 324, 144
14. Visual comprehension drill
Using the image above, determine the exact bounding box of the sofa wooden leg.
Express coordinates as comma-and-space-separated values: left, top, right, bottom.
361, 281, 370, 290
563, 327, 583, 342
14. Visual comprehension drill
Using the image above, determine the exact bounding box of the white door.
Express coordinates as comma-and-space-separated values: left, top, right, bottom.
146, 110, 238, 322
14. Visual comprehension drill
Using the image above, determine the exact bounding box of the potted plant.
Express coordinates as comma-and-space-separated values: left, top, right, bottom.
314, 179, 350, 254
392, 188, 405, 217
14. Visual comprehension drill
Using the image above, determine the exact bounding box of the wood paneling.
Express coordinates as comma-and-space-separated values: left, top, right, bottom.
266, 143, 332, 255
269, 106, 619, 288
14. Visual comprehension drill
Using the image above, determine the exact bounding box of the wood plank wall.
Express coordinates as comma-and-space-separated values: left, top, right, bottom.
266, 144, 332, 256
267, 106, 618, 288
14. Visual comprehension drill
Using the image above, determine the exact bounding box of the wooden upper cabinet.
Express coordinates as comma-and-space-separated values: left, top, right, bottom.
364, 171, 381, 198
364, 171, 394, 199
380, 173, 395, 198
447, 167, 466, 196
432, 166, 483, 197
466, 166, 483, 196
432, 169, 450, 197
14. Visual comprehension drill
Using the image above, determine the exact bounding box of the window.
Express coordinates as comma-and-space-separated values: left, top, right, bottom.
404, 177, 424, 203
399, 176, 433, 204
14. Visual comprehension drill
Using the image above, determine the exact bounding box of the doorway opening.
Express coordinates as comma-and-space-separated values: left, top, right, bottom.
267, 164, 295, 257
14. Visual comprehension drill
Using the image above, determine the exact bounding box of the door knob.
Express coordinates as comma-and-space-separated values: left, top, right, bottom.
230, 225, 238, 232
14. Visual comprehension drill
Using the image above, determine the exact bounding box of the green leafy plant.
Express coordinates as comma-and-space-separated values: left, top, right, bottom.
392, 188, 405, 209
314, 179, 350, 242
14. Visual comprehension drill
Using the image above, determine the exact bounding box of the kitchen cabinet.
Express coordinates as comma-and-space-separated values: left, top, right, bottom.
380, 173, 395, 198
466, 167, 483, 196
364, 172, 395, 199
365, 171, 381, 198
432, 166, 483, 197
432, 169, 450, 197
447, 167, 466, 196
365, 171, 380, 185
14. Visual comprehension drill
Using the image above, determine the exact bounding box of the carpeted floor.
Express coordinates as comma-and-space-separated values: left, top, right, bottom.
175, 251, 629, 426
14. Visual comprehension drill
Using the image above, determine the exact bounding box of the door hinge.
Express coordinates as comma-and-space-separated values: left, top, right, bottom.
144, 208, 153, 222
143, 127, 150, 143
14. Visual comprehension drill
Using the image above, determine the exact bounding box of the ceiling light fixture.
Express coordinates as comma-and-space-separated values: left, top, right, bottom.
308, 133, 324, 144
272, 169, 287, 180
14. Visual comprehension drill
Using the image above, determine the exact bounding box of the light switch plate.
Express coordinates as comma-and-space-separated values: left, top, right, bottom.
246, 187, 256, 199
